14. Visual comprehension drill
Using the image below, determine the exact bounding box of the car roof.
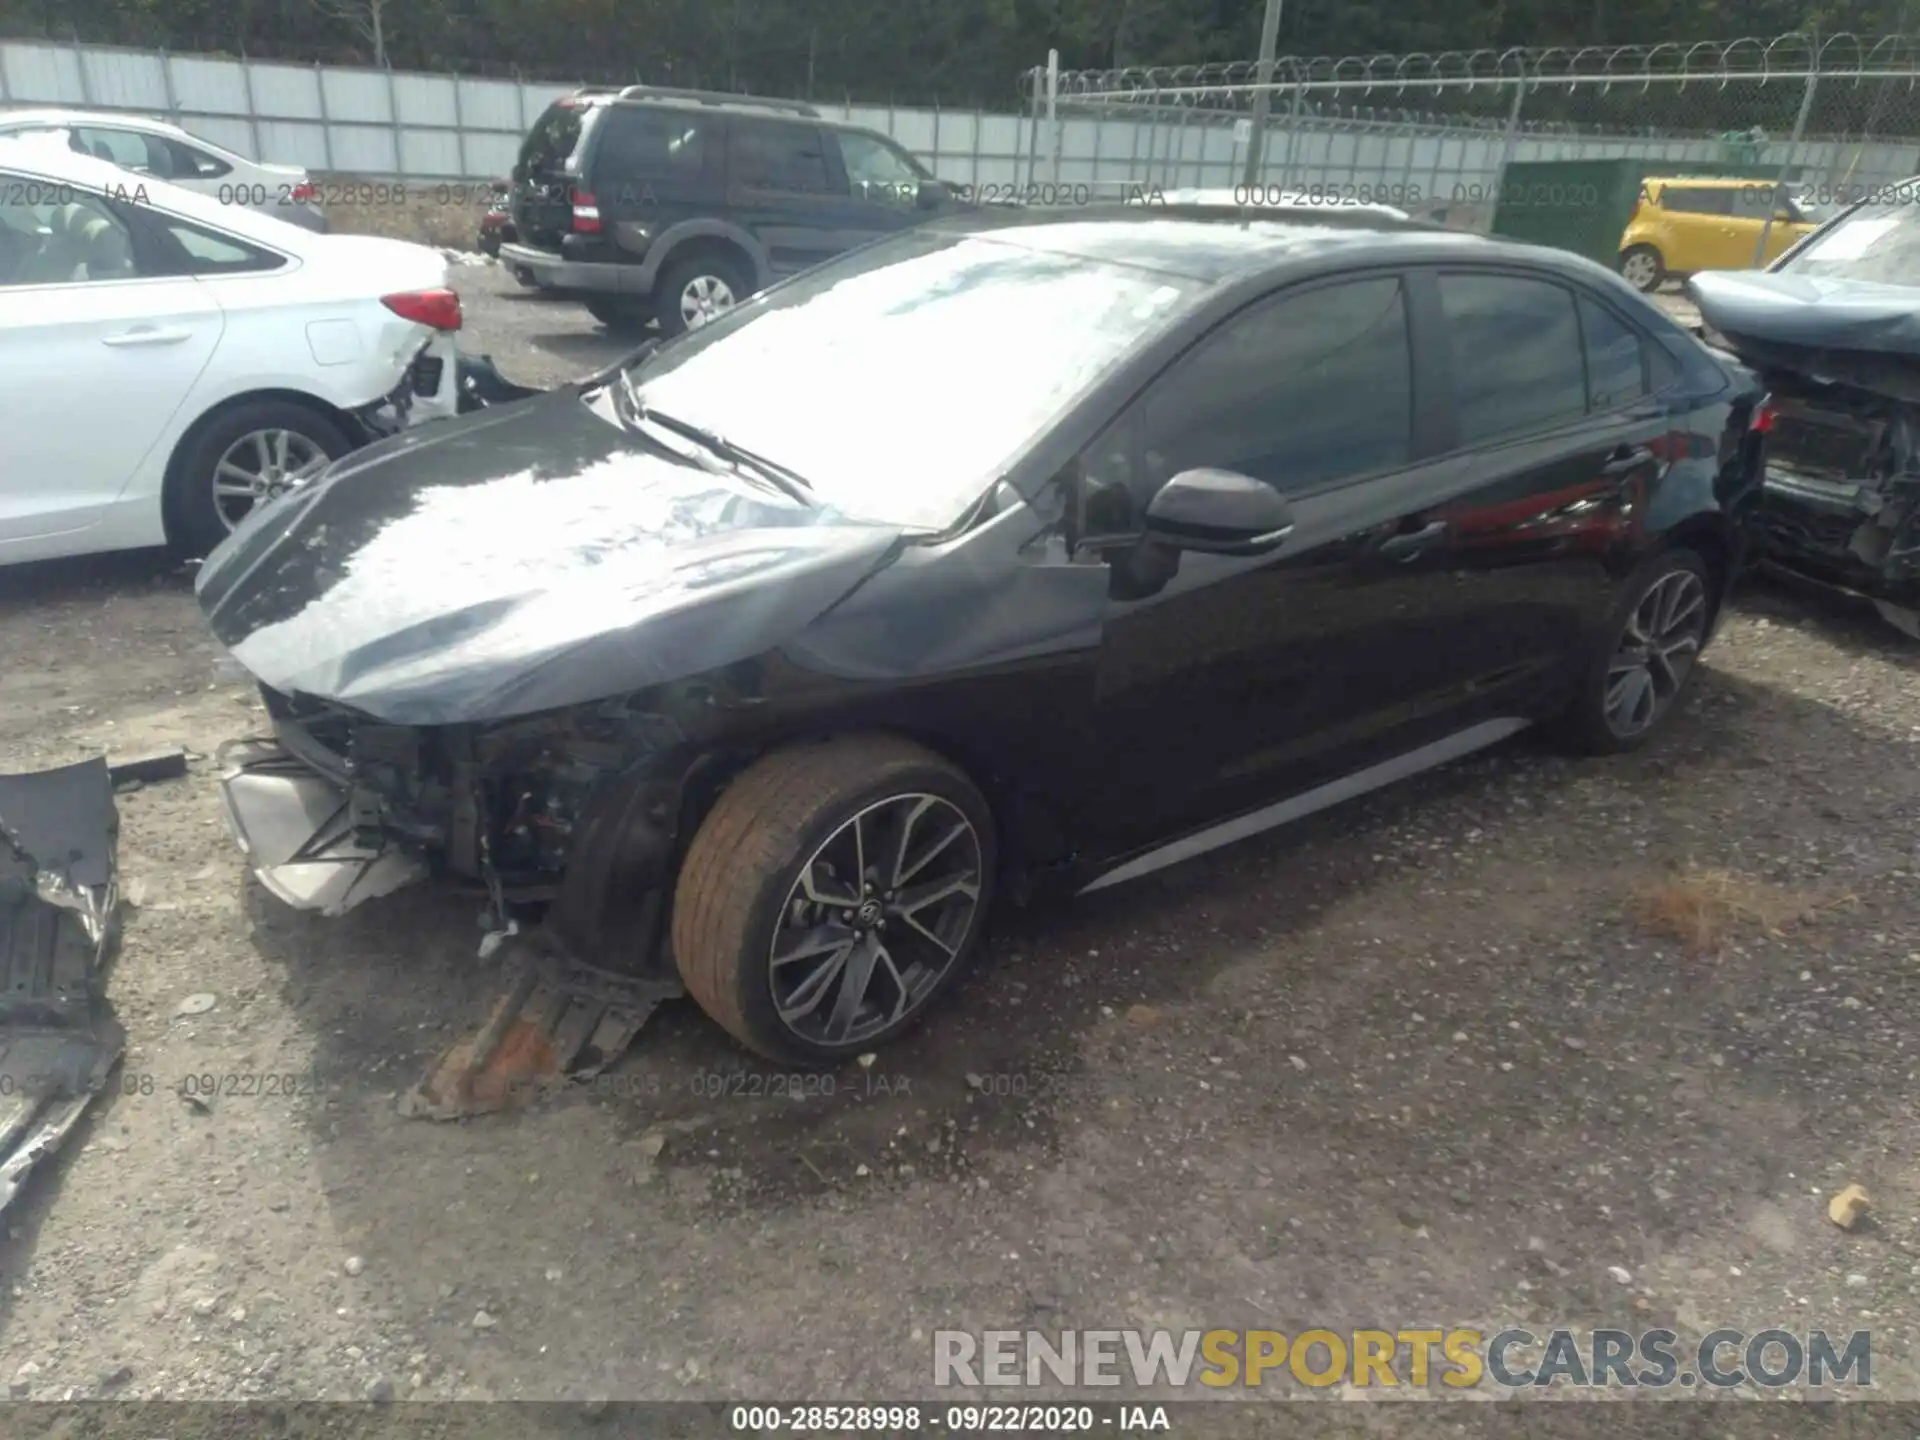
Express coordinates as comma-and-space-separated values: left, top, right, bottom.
924, 205, 1601, 286
0, 106, 188, 138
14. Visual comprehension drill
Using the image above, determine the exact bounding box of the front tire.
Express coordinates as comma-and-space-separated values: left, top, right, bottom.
1618, 244, 1665, 293
166, 400, 355, 558
672, 736, 997, 1066
1555, 549, 1713, 755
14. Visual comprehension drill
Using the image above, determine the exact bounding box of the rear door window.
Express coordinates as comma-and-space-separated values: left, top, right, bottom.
1663, 187, 1734, 216
728, 119, 838, 195
0, 179, 140, 285
1438, 272, 1587, 444
71, 126, 172, 177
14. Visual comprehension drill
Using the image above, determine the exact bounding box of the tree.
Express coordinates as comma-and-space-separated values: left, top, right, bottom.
307, 0, 388, 65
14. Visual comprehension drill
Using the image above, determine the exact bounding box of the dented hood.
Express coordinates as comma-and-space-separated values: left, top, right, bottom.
194, 389, 905, 725
1690, 271, 1920, 356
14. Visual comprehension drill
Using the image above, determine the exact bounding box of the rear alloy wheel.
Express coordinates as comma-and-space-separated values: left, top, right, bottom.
1557, 550, 1712, 754
672, 736, 996, 1065
166, 399, 354, 558
212, 429, 332, 532
655, 253, 751, 338
1618, 244, 1665, 293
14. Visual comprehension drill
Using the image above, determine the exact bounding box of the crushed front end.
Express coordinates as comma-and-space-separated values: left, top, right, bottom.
1756, 365, 1920, 637
217, 686, 696, 1115
1690, 247, 1920, 639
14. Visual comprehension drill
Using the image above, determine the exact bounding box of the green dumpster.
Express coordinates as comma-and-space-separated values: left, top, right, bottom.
1488, 157, 1803, 269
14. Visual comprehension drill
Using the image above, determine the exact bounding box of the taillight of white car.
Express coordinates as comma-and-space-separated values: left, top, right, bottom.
381, 289, 463, 331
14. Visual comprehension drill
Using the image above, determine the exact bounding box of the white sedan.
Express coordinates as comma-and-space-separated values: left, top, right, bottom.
0, 106, 328, 231
0, 140, 461, 565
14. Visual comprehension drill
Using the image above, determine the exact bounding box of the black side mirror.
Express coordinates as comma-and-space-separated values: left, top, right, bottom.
1142, 468, 1294, 556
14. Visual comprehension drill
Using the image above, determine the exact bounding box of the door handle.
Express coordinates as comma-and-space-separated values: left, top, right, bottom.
1601, 444, 1654, 477
102, 326, 192, 347
1377, 519, 1447, 560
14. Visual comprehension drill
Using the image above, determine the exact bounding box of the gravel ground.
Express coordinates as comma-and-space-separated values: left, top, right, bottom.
0, 259, 1911, 1413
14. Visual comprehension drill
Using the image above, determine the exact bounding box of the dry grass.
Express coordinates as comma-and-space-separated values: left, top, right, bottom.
1632, 864, 1854, 955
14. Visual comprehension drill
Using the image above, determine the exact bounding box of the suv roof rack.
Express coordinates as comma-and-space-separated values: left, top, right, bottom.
614, 84, 820, 119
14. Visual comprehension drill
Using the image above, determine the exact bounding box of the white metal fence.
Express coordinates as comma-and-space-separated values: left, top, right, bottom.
11, 34, 1920, 222
0, 37, 1044, 187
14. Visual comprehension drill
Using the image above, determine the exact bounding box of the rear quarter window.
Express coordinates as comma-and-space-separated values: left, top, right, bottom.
591, 108, 709, 190
156, 216, 286, 275
1577, 295, 1649, 411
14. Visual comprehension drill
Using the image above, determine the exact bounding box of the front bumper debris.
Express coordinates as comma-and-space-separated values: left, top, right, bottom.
402, 928, 678, 1121
216, 737, 427, 916
0, 759, 125, 1214
220, 734, 677, 1113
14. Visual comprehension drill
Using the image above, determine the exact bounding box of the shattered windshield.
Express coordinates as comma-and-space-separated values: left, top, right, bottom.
619, 229, 1205, 531
1779, 195, 1920, 285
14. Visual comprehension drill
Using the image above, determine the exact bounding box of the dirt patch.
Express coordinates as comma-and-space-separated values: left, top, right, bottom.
1632, 864, 1849, 955
319, 173, 493, 250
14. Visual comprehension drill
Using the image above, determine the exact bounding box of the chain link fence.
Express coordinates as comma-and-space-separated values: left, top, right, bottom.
1020, 34, 1920, 230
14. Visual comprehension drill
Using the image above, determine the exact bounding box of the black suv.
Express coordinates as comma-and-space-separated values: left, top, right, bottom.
501, 86, 970, 335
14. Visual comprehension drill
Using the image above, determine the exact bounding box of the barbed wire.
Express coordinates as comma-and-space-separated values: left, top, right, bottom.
1032, 31, 1920, 106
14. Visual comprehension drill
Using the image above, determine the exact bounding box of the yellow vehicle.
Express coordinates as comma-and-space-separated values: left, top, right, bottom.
1616, 177, 1820, 292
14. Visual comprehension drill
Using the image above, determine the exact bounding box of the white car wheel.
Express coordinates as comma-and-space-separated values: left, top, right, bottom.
212, 428, 333, 532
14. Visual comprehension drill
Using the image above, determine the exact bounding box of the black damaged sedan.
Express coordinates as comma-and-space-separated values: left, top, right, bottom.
196, 205, 1770, 1064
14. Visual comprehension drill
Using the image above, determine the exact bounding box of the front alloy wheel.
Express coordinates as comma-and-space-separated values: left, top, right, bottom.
770, 793, 984, 1048
672, 735, 998, 1064
213, 428, 331, 532
1605, 566, 1707, 740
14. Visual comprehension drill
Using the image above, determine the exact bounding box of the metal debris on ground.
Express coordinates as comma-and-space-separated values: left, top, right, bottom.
0, 759, 126, 1213
106, 748, 189, 788
399, 928, 677, 1121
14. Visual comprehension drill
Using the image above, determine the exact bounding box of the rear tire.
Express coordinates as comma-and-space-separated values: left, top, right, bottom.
165, 399, 355, 559
1618, 244, 1665, 293
1553, 549, 1713, 755
583, 295, 650, 334
654, 252, 752, 338
672, 735, 996, 1066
